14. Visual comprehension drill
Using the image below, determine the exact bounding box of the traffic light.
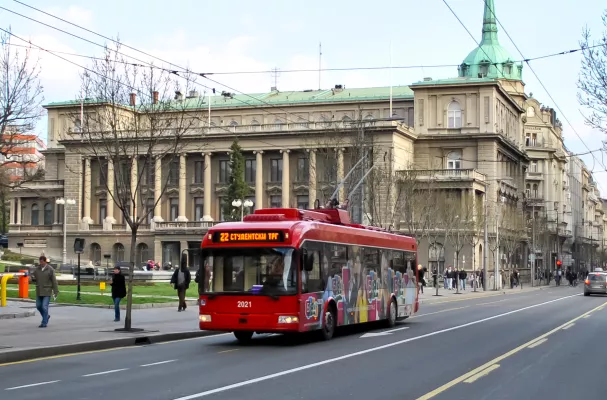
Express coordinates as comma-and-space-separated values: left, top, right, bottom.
556, 260, 562, 268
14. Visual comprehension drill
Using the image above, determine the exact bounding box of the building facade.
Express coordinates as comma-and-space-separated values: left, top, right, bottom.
7, 0, 606, 277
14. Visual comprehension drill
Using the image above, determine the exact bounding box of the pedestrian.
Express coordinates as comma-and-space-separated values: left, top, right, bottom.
170, 261, 191, 311
460, 268, 467, 290
109, 266, 126, 322
32, 256, 59, 328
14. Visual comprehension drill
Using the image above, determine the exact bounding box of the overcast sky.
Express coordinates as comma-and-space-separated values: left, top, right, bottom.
2, 0, 606, 190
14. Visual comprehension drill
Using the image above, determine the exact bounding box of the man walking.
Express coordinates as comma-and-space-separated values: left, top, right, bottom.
32, 256, 59, 328
110, 266, 126, 322
170, 260, 191, 312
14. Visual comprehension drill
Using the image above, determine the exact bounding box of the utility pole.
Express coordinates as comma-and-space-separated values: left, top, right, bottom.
531, 204, 536, 287
483, 188, 488, 291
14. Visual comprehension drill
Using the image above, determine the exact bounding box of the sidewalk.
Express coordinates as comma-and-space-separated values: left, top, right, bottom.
0, 300, 36, 319
0, 301, 217, 364
418, 282, 560, 305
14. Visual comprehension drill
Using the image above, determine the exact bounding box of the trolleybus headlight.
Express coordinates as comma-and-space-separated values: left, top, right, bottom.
199, 314, 212, 322
278, 316, 299, 324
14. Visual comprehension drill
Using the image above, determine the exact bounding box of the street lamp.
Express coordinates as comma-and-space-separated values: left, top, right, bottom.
56, 198, 76, 265
232, 199, 254, 221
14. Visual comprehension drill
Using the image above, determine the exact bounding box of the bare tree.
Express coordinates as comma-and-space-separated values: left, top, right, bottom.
68, 44, 206, 330
499, 206, 526, 286
398, 168, 434, 247
0, 28, 44, 186
425, 192, 448, 295
442, 192, 474, 294
466, 201, 485, 291
578, 11, 607, 135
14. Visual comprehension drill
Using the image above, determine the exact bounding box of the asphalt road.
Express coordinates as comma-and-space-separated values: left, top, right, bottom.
0, 286, 603, 400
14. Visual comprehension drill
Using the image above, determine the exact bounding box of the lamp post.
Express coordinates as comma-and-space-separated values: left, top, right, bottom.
55, 198, 76, 265
232, 199, 253, 221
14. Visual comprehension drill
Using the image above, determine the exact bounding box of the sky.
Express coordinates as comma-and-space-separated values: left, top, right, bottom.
2, 0, 606, 189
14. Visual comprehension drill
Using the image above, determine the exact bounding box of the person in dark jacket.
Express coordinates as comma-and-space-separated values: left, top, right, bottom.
110, 266, 127, 322
33, 256, 59, 328
171, 262, 192, 311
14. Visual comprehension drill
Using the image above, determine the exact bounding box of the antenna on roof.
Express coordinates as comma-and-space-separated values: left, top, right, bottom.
318, 42, 322, 90
270, 67, 280, 90
389, 40, 393, 118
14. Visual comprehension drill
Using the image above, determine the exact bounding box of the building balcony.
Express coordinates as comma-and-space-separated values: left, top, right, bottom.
525, 171, 543, 180
202, 119, 409, 135
154, 221, 219, 233
17, 179, 65, 196
8, 224, 54, 233
399, 169, 486, 191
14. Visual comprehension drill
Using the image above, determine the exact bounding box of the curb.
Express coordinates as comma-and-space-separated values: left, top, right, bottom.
7, 297, 198, 309
418, 285, 563, 304
0, 330, 227, 364
0, 310, 36, 319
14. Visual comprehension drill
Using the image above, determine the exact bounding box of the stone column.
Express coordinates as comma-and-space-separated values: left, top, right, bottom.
177, 153, 188, 221
16, 197, 21, 224
254, 151, 264, 210
153, 156, 163, 222
8, 197, 15, 225
471, 189, 477, 221
106, 159, 116, 224
130, 156, 138, 224
281, 149, 290, 208
82, 157, 93, 223
336, 148, 345, 202
203, 152, 212, 220
308, 150, 316, 207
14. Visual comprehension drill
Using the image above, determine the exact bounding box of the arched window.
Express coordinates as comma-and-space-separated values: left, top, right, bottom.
43, 203, 53, 225
525, 183, 531, 199
90, 243, 101, 264
249, 119, 260, 131
136, 243, 149, 266
527, 107, 535, 118
446, 151, 462, 170
532, 184, 538, 198
448, 102, 462, 128
31, 203, 39, 226
228, 120, 238, 127
364, 114, 375, 127
273, 119, 283, 130
113, 243, 125, 263
319, 116, 332, 128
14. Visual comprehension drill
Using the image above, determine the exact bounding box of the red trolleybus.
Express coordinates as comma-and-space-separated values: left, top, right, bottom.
195, 207, 419, 342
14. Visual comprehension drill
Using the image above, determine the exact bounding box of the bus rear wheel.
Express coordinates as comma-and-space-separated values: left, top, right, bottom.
386, 298, 397, 328
320, 306, 336, 341
233, 331, 254, 343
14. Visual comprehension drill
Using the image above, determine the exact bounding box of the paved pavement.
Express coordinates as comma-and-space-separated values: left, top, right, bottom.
0, 285, 599, 400
0, 301, 35, 319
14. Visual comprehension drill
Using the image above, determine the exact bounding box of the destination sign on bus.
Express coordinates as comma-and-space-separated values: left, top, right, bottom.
212, 231, 285, 243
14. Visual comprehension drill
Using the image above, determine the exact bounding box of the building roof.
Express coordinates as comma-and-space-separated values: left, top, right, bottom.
410, 76, 497, 87
43, 86, 415, 110
458, 0, 522, 81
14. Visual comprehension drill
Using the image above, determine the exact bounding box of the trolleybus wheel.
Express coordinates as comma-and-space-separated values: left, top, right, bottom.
387, 298, 397, 328
233, 330, 254, 343
320, 305, 336, 341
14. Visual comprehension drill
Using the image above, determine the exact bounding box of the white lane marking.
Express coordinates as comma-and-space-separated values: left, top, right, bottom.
527, 338, 547, 349
411, 306, 470, 318
141, 360, 176, 367
562, 323, 575, 330
360, 327, 409, 338
83, 368, 128, 377
5, 380, 60, 391
171, 293, 581, 400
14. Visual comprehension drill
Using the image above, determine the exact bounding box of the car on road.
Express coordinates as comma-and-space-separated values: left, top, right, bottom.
584, 272, 607, 296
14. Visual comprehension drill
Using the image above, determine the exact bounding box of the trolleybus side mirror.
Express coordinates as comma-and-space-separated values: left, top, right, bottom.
302, 250, 314, 272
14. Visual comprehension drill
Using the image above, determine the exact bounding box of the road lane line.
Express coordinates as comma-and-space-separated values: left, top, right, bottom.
5, 380, 60, 390
141, 360, 176, 367
170, 293, 581, 400
423, 292, 503, 305
416, 299, 607, 400
463, 364, 500, 383
476, 299, 507, 306
583, 315, 590, 319
562, 323, 575, 330
411, 306, 470, 319
0, 332, 230, 368
527, 338, 547, 349
218, 349, 239, 354
83, 368, 128, 377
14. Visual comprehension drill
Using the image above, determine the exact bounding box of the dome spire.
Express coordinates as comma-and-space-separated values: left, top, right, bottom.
481, 0, 499, 45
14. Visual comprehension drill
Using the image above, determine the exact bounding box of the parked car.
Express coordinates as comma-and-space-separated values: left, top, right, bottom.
0, 235, 8, 248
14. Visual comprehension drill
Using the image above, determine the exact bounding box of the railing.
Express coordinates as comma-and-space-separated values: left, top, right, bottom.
18, 179, 65, 190
202, 119, 408, 135
399, 169, 487, 182
155, 221, 219, 230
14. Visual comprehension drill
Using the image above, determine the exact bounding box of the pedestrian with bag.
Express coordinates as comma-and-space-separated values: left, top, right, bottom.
170, 255, 192, 312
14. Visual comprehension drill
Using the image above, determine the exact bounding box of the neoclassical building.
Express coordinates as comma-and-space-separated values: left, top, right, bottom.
7, 0, 605, 277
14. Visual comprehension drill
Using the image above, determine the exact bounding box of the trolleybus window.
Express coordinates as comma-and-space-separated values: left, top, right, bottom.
201, 248, 298, 295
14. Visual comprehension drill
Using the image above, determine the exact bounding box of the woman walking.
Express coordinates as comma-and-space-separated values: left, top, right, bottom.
110, 266, 126, 322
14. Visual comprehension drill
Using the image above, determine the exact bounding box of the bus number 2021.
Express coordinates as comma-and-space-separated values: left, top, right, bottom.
237, 301, 252, 308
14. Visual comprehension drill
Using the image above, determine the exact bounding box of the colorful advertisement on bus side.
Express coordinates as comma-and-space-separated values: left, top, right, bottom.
299, 248, 417, 331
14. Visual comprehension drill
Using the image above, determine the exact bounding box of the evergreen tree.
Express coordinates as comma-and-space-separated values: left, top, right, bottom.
223, 140, 250, 221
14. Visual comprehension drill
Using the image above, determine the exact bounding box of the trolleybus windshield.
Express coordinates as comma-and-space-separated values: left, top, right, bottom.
199, 248, 298, 296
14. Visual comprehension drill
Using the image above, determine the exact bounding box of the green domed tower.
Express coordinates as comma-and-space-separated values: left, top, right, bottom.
458, 0, 522, 80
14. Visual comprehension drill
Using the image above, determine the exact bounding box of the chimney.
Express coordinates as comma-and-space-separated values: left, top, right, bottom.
152, 91, 159, 104
129, 92, 136, 106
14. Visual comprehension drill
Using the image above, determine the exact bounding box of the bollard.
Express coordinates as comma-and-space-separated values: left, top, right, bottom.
1, 274, 15, 307
18, 270, 29, 299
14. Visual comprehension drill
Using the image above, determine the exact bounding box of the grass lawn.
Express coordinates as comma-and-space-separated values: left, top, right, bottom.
0, 263, 4, 273
15, 290, 177, 306
7, 283, 179, 297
